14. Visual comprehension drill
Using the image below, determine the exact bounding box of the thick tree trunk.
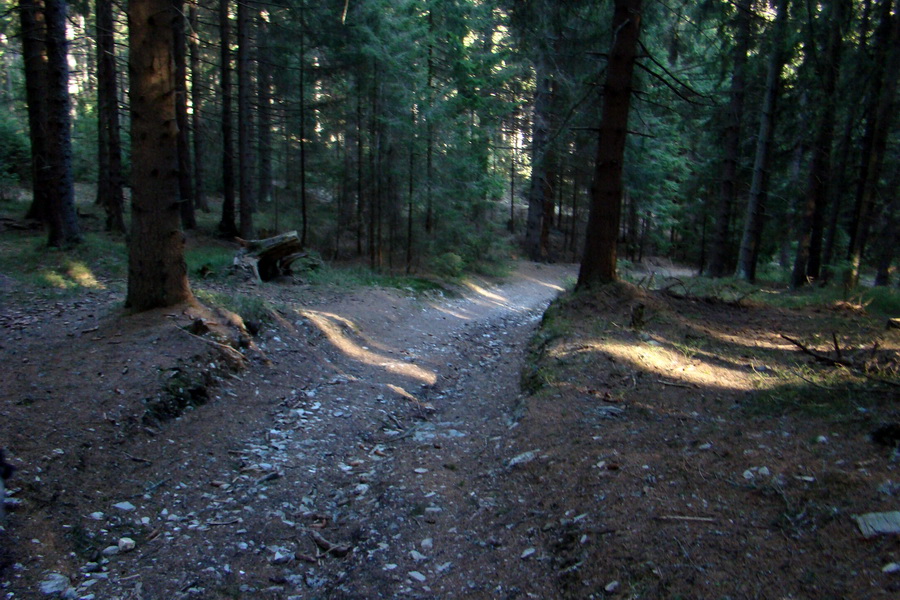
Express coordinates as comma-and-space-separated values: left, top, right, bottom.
126, 0, 192, 310
525, 64, 551, 261
95, 0, 125, 233
43, 0, 80, 247
706, 0, 751, 277
174, 0, 196, 230
218, 0, 238, 237
237, 0, 254, 239
735, 0, 789, 282
189, 3, 209, 212
19, 0, 50, 223
790, 0, 846, 287
577, 0, 643, 288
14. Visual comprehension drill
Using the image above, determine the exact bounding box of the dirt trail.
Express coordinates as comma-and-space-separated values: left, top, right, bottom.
1, 262, 576, 599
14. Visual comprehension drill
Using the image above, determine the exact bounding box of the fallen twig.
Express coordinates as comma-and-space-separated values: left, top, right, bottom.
308, 529, 352, 557
656, 515, 716, 523
124, 452, 152, 464
657, 380, 695, 389
780, 334, 853, 367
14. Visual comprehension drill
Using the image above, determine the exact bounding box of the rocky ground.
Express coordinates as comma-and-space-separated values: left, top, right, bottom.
2, 258, 900, 600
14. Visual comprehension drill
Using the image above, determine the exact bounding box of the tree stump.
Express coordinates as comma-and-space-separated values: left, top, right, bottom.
235, 231, 318, 281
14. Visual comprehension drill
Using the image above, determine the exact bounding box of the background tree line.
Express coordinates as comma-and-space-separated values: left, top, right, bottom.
0, 0, 896, 308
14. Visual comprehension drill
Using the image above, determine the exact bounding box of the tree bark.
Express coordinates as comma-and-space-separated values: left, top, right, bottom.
525, 62, 551, 261
237, 0, 254, 239
735, 0, 789, 282
43, 0, 80, 247
95, 0, 125, 233
19, 0, 50, 223
844, 0, 899, 288
126, 0, 193, 310
189, 2, 209, 212
577, 0, 643, 288
174, 0, 196, 230
790, 0, 846, 288
218, 0, 238, 237
706, 0, 751, 277
257, 12, 273, 208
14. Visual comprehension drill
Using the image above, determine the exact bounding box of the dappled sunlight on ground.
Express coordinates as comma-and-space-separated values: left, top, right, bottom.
299, 308, 437, 385
40, 260, 106, 290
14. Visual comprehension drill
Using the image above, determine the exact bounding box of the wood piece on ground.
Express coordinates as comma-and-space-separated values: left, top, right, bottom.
308, 529, 352, 557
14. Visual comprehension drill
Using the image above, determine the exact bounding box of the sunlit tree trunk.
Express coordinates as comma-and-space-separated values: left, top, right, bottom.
577, 0, 643, 288
43, 0, 80, 247
127, 0, 192, 310
735, 0, 789, 282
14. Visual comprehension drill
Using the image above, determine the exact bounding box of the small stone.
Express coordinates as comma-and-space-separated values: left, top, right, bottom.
420, 538, 433, 550
743, 469, 755, 480
117, 537, 136, 552
271, 550, 291, 565
605, 580, 620, 593
101, 545, 120, 557
758, 466, 771, 477
436, 561, 452, 573
520, 548, 536, 559
413, 468, 429, 474
39, 573, 70, 595
410, 550, 427, 561
112, 501, 136, 512
883, 562, 900, 574
89, 512, 104, 521
408, 571, 427, 582
816, 435, 828, 444
383, 563, 397, 571
508, 450, 540, 468
698, 443, 712, 450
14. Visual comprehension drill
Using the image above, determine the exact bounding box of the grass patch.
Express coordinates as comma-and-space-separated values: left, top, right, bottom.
0, 232, 127, 295
194, 289, 277, 324
185, 245, 235, 279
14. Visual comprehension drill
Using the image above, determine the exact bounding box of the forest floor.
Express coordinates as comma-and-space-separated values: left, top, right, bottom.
2, 229, 900, 599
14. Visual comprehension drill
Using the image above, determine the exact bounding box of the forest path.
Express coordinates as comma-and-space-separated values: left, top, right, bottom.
41, 261, 577, 599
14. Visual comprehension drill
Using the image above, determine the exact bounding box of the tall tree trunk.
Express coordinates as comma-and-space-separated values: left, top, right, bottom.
299, 28, 309, 248
424, 9, 435, 235
43, 0, 80, 247
174, 0, 196, 230
19, 0, 50, 223
790, 0, 846, 287
577, 0, 643, 288
236, 0, 254, 239
127, 0, 192, 310
95, 0, 125, 233
844, 0, 899, 288
218, 0, 237, 237
189, 2, 209, 212
706, 0, 751, 277
735, 0, 789, 282
525, 63, 551, 261
257, 12, 273, 208
873, 193, 898, 286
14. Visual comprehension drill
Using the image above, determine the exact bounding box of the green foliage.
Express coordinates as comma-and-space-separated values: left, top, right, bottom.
0, 113, 30, 193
